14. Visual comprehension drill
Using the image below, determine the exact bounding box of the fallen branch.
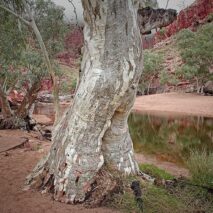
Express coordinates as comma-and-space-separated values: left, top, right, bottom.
138, 171, 155, 183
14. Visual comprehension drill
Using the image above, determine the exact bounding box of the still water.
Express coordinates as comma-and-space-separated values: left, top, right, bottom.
34, 103, 213, 166
128, 113, 213, 166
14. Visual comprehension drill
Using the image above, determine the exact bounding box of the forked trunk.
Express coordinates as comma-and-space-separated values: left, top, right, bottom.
0, 82, 40, 130
27, 0, 143, 205
0, 86, 12, 118
17, 81, 41, 118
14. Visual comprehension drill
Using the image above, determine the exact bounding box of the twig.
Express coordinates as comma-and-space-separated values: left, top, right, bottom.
138, 171, 155, 183
0, 4, 30, 25
68, 0, 79, 26
165, 0, 170, 9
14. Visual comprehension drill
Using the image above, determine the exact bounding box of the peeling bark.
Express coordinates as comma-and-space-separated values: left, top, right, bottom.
102, 88, 139, 174
27, 0, 143, 205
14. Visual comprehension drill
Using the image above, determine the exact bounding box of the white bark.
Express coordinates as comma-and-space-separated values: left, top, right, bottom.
27, 0, 143, 204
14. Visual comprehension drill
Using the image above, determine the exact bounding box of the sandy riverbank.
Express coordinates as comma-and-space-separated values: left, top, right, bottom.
133, 92, 213, 117
0, 130, 119, 213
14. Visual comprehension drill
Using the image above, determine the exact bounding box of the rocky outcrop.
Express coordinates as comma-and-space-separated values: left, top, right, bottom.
57, 27, 84, 67
140, 6, 177, 49
139, 0, 159, 9
138, 7, 177, 34
204, 81, 213, 95
155, 0, 213, 42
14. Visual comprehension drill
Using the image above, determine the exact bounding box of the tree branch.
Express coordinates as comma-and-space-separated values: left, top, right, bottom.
165, 0, 170, 9
22, 0, 60, 124
0, 85, 12, 117
0, 4, 30, 26
68, 0, 79, 26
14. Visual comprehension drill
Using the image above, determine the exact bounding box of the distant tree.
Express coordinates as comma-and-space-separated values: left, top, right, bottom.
0, 9, 24, 118
0, 11, 54, 126
0, 0, 69, 122
159, 70, 170, 85
176, 23, 213, 93
32, 0, 69, 56
159, 69, 178, 92
139, 50, 163, 94
0, 0, 68, 127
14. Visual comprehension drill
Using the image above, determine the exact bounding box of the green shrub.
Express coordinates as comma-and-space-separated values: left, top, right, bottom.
159, 70, 170, 85
207, 13, 213, 22
71, 79, 77, 90
143, 50, 163, 74
159, 28, 166, 36
176, 23, 213, 90
139, 51, 163, 93
187, 150, 213, 188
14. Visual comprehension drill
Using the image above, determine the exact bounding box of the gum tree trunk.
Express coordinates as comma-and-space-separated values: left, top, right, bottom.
27, 0, 143, 204
17, 81, 41, 118
0, 86, 12, 118
0, 82, 40, 130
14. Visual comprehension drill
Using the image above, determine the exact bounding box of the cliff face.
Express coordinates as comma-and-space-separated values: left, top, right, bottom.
155, 0, 213, 42
57, 27, 84, 67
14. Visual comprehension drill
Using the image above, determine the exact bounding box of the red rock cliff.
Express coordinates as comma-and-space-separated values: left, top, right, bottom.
155, 0, 213, 42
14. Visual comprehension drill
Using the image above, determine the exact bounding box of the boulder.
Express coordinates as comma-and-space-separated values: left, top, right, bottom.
203, 81, 213, 95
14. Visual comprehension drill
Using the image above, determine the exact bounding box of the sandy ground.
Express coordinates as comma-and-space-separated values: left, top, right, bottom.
0, 130, 119, 213
33, 92, 213, 119
133, 92, 213, 117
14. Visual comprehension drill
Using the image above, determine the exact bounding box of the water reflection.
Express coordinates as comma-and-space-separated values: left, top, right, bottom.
128, 113, 213, 166
34, 102, 213, 167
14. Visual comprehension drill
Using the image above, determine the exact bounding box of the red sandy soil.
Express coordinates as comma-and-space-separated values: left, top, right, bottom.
0, 130, 119, 213
133, 92, 213, 118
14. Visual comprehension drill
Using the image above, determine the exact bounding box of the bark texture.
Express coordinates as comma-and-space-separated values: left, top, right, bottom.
0, 86, 12, 118
27, 0, 143, 205
17, 81, 41, 118
0, 81, 40, 130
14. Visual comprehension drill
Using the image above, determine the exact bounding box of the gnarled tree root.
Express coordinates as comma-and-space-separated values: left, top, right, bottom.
26, 162, 124, 207
0, 116, 51, 140
0, 116, 36, 130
